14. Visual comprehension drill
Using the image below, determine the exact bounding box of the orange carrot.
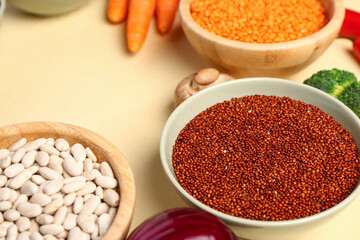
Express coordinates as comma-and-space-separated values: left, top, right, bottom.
156, 0, 179, 34
126, 0, 156, 52
107, 0, 129, 24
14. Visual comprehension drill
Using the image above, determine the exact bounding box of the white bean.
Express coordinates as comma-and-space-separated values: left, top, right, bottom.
0, 176, 7, 188
85, 148, 97, 163
35, 151, 49, 167
44, 235, 57, 240
54, 139, 69, 152
0, 201, 12, 211
35, 215, 54, 225
0, 226, 6, 238
12, 194, 27, 209
3, 164, 25, 178
63, 176, 86, 184
8, 138, 26, 152
38, 167, 62, 180
76, 182, 96, 196
3, 209, 20, 222
29, 193, 51, 207
63, 193, 76, 206
20, 181, 38, 196
39, 224, 64, 236
11, 148, 26, 164
8, 190, 18, 204
99, 162, 114, 178
62, 180, 86, 194
62, 213, 77, 230
17, 202, 42, 218
0, 150, 9, 161
68, 227, 82, 240
16, 217, 31, 232
77, 214, 97, 234
43, 179, 63, 196
0, 188, 11, 201
6, 224, 17, 240
53, 206, 67, 225
82, 170, 101, 181
18, 231, 31, 240
71, 144, 86, 162
63, 157, 83, 177
21, 151, 37, 168
95, 186, 103, 199
30, 232, 43, 240
108, 207, 117, 220
95, 176, 117, 189
23, 138, 46, 152
91, 224, 99, 239
47, 156, 63, 175
8, 166, 38, 190
83, 159, 93, 172
31, 175, 46, 185
93, 163, 100, 170
94, 203, 109, 216
45, 138, 55, 147
73, 196, 83, 214
39, 145, 59, 157
0, 157, 11, 169
43, 198, 63, 215
98, 213, 112, 237
0, 213, 3, 224
29, 219, 39, 232
79, 196, 100, 216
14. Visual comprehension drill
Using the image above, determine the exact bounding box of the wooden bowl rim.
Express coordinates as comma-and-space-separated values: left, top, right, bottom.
0, 121, 136, 240
179, 0, 345, 50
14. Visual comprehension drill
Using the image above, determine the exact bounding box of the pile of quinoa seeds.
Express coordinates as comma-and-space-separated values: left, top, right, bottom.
172, 95, 360, 221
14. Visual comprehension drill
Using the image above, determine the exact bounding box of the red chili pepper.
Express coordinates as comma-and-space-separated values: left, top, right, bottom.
339, 9, 360, 39
353, 36, 360, 64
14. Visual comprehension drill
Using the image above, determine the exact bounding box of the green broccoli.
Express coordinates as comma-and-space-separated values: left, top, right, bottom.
303, 68, 357, 98
303, 68, 360, 118
337, 81, 360, 118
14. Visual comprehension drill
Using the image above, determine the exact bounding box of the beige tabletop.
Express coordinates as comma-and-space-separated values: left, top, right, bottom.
0, 0, 360, 239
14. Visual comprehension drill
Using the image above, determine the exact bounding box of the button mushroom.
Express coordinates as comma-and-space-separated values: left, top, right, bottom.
174, 68, 235, 107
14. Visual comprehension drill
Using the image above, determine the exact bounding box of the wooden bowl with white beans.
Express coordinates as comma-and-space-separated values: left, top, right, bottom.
0, 122, 136, 240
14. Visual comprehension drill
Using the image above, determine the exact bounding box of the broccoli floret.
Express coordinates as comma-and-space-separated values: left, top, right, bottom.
303, 69, 357, 98
337, 81, 360, 118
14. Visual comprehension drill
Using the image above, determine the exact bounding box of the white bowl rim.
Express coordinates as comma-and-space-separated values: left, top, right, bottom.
0, 0, 6, 18
160, 77, 360, 228
179, 0, 345, 50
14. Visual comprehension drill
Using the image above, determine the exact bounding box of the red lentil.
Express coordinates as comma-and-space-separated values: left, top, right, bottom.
172, 95, 360, 221
190, 0, 328, 43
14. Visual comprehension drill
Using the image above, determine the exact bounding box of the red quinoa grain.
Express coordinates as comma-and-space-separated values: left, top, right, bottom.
172, 95, 360, 221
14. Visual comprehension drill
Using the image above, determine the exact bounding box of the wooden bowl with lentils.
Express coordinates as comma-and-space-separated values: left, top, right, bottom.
160, 78, 360, 240
179, 0, 344, 78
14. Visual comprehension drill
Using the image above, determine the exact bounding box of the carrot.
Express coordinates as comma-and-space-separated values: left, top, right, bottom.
126, 0, 156, 52
156, 0, 179, 34
107, 0, 129, 24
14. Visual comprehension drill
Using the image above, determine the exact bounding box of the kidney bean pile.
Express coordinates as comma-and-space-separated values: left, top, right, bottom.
172, 95, 360, 221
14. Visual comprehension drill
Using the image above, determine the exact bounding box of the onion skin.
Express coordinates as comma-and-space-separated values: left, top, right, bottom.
127, 208, 237, 240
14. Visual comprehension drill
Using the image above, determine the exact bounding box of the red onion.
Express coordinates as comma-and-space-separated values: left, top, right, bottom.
127, 208, 237, 240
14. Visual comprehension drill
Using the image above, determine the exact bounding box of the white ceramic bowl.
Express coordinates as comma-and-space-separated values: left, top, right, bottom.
179, 0, 345, 77
160, 78, 360, 240
7, 0, 89, 16
0, 0, 5, 20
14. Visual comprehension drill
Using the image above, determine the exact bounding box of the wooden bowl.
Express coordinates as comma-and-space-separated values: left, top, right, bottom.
179, 0, 345, 77
0, 122, 136, 240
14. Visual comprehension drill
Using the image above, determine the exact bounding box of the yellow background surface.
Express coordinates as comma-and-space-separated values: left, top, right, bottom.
0, 0, 360, 239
